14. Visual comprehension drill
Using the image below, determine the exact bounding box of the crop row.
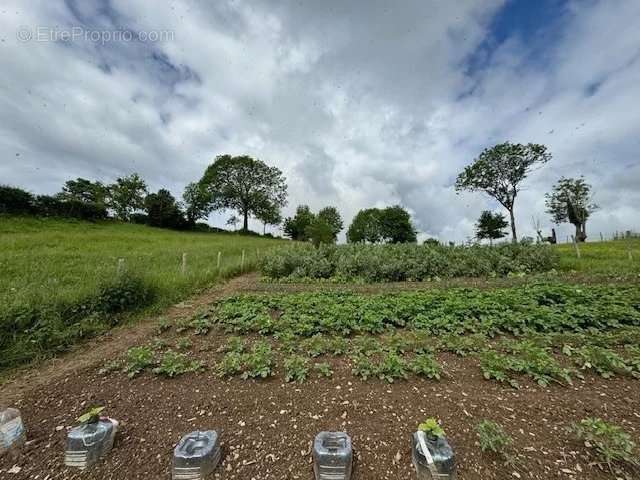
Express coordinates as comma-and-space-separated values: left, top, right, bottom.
259, 243, 558, 282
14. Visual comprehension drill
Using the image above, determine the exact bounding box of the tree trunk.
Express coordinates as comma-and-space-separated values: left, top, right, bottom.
242, 211, 249, 232
575, 222, 587, 242
508, 208, 517, 243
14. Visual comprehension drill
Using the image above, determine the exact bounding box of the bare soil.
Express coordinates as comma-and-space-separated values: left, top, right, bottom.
1, 274, 639, 480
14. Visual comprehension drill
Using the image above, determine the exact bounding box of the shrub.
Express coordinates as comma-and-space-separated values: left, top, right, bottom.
95, 273, 156, 319
573, 418, 637, 467
410, 353, 442, 379
0, 185, 34, 214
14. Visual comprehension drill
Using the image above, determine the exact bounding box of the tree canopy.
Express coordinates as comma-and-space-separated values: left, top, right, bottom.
455, 142, 551, 242
475, 210, 509, 245
317, 206, 343, 242
347, 206, 416, 244
58, 178, 108, 206
545, 176, 597, 242
182, 182, 212, 225
283, 205, 316, 241
108, 173, 148, 221
144, 189, 184, 229
199, 155, 287, 232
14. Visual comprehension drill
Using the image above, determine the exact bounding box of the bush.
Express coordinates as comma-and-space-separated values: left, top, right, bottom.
260, 243, 558, 282
95, 273, 156, 318
34, 195, 107, 220
476, 420, 513, 456
0, 185, 35, 214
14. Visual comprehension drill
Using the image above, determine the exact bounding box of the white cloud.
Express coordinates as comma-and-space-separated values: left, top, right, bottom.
0, 0, 638, 240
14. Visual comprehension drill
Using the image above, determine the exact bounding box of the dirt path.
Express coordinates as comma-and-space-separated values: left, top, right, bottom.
0, 273, 262, 405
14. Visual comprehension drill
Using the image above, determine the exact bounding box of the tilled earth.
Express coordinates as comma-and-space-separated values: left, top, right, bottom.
1, 276, 639, 480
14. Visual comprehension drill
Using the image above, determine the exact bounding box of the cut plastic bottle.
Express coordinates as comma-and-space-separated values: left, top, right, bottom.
64, 417, 118, 469
313, 431, 353, 480
411, 430, 456, 479
0, 407, 26, 456
172, 430, 221, 480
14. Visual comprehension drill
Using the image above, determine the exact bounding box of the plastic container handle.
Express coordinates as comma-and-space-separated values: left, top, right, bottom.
417, 431, 439, 477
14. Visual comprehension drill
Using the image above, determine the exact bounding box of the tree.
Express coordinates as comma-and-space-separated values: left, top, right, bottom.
347, 208, 382, 243
545, 176, 597, 242
455, 142, 551, 242
379, 205, 417, 243
108, 173, 148, 221
256, 202, 282, 235
475, 210, 509, 245
182, 182, 212, 225
317, 206, 343, 241
305, 218, 334, 247
58, 178, 108, 206
283, 205, 316, 241
144, 189, 184, 229
199, 155, 287, 232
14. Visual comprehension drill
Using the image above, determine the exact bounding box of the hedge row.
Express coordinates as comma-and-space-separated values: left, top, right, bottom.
0, 185, 107, 220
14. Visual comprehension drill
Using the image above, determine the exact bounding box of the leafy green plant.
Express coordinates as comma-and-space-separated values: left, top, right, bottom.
152, 351, 204, 377
124, 346, 155, 378
508, 341, 572, 386
190, 316, 213, 335
77, 406, 105, 424
156, 317, 171, 334
479, 350, 520, 388
98, 359, 121, 375
217, 351, 244, 377
176, 338, 193, 351
284, 355, 309, 383
476, 420, 513, 455
564, 345, 633, 378
351, 354, 377, 380
410, 353, 442, 380
573, 418, 637, 468
440, 332, 487, 356
418, 418, 445, 438
241, 341, 275, 379
377, 352, 409, 383
314, 362, 333, 378
220, 336, 245, 354
301, 334, 328, 357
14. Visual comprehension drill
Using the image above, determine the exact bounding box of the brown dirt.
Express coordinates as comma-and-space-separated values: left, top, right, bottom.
2, 275, 639, 480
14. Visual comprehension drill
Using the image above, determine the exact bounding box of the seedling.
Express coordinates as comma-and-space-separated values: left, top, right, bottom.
176, 338, 193, 351
77, 406, 105, 424
410, 353, 442, 380
418, 418, 445, 438
241, 341, 274, 379
377, 352, 409, 382
475, 420, 515, 464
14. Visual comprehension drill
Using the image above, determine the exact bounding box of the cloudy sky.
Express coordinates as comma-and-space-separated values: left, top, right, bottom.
1, 0, 639, 241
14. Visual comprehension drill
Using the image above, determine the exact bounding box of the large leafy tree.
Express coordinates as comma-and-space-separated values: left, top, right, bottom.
283, 205, 316, 241
455, 142, 551, 242
144, 189, 184, 229
475, 210, 509, 245
58, 178, 109, 206
199, 155, 287, 232
347, 208, 382, 243
347, 206, 416, 243
317, 206, 343, 241
545, 176, 597, 242
305, 218, 334, 247
182, 182, 212, 225
379, 205, 417, 243
108, 173, 148, 221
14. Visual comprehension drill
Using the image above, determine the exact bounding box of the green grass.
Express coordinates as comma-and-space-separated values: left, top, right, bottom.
0, 216, 287, 369
556, 238, 640, 275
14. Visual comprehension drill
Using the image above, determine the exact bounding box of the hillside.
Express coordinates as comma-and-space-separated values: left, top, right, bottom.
0, 216, 287, 369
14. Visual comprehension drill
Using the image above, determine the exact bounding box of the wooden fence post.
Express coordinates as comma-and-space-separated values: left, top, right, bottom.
117, 258, 125, 275
181, 252, 187, 274
241, 250, 245, 272
217, 251, 222, 269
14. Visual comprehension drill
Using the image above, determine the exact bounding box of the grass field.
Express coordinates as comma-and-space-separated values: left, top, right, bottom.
556, 237, 640, 275
0, 216, 287, 368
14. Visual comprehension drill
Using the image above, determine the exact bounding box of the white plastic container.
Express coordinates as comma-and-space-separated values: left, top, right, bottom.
0, 407, 26, 456
411, 430, 456, 479
313, 431, 353, 480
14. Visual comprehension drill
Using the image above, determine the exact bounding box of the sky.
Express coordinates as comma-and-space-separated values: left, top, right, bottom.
1, 0, 639, 242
